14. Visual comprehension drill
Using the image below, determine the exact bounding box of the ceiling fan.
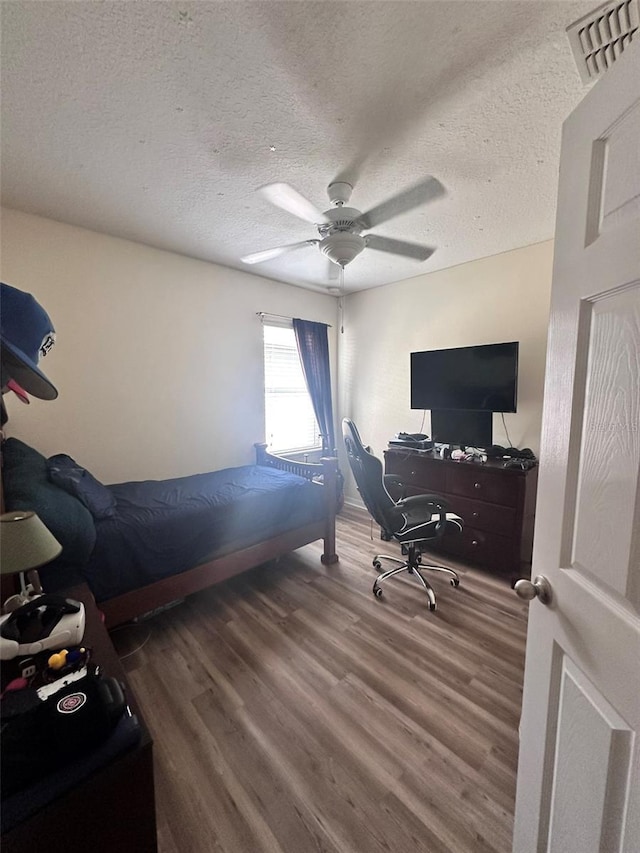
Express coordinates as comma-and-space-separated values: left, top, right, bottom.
240, 177, 445, 272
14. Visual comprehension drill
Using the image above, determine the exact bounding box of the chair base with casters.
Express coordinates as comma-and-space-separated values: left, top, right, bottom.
371, 542, 459, 611
342, 418, 463, 612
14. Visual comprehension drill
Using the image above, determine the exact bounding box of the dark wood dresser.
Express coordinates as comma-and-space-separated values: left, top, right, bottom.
384, 447, 538, 577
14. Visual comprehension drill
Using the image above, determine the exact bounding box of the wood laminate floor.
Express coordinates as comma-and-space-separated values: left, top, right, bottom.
115, 506, 529, 853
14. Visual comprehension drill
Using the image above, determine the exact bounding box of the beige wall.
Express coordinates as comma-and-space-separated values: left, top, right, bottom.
2, 208, 552, 497
338, 241, 553, 501
1, 208, 338, 483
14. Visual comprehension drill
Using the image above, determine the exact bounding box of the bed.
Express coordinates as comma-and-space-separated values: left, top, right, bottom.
1, 438, 338, 628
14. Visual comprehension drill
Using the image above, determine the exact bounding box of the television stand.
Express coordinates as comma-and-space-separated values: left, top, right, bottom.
430, 408, 493, 448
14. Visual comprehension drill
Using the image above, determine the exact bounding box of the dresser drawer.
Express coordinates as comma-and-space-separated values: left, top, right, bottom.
447, 494, 516, 537
385, 453, 447, 492
435, 526, 515, 573
446, 466, 517, 507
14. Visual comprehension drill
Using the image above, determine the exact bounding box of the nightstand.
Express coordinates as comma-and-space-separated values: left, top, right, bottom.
1, 583, 157, 853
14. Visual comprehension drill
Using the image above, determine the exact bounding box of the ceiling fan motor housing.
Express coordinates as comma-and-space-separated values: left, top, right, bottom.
320, 207, 363, 231
317, 205, 367, 266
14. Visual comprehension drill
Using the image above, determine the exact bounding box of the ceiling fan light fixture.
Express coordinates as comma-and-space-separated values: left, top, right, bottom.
319, 233, 366, 267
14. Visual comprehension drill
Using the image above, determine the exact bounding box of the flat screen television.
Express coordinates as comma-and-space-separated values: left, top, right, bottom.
410, 341, 519, 412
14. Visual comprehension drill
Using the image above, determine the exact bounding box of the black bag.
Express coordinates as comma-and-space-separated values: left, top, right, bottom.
1, 667, 126, 797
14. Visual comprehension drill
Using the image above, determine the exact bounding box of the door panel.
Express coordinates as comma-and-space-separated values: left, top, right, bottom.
545, 656, 633, 853
597, 101, 640, 238
571, 286, 640, 609
513, 42, 640, 853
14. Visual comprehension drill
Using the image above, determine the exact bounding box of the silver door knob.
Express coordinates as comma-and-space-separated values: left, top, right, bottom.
514, 575, 552, 605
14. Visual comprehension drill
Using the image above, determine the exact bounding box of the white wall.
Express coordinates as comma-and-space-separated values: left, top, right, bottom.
1, 208, 338, 483
2, 208, 552, 498
338, 241, 553, 501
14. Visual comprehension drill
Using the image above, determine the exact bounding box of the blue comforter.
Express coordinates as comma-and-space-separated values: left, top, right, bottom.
84, 464, 325, 602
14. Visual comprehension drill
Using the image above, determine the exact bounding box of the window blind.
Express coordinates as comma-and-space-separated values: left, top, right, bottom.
263, 322, 321, 453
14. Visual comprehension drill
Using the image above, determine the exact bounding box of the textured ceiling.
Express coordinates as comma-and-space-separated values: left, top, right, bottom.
1, 1, 595, 292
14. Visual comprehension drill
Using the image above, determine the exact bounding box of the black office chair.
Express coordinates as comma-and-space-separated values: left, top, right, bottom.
342, 418, 462, 611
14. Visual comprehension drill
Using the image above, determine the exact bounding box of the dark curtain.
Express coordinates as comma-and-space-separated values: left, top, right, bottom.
292, 318, 336, 455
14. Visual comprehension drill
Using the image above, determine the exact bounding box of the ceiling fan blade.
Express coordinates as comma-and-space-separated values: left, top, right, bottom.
241, 240, 318, 265
359, 177, 445, 229
259, 183, 328, 224
365, 235, 435, 261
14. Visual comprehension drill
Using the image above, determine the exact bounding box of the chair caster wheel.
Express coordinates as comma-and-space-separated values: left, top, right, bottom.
427, 600, 437, 612
373, 585, 383, 598
373, 560, 382, 570
450, 578, 460, 587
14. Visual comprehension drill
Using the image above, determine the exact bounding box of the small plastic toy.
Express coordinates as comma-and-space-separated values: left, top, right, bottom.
45, 646, 90, 680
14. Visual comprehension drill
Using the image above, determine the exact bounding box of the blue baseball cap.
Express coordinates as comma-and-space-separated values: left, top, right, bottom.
1, 283, 58, 400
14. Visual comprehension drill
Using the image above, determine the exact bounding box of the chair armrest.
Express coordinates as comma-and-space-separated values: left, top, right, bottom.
396, 494, 450, 513
396, 494, 455, 541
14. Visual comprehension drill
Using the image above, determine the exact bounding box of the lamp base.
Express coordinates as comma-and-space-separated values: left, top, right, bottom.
2, 568, 44, 614
3, 584, 39, 614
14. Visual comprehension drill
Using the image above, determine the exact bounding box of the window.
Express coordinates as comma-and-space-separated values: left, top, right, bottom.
263, 321, 321, 453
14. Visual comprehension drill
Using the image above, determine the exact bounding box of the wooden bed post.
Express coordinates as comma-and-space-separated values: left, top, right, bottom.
320, 456, 339, 564
254, 442, 339, 565
254, 442, 268, 462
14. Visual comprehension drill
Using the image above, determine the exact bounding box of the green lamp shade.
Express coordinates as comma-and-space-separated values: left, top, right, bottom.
0, 511, 62, 575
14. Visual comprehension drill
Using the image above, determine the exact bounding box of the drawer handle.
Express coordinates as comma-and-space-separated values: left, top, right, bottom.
474, 482, 482, 490
471, 540, 479, 547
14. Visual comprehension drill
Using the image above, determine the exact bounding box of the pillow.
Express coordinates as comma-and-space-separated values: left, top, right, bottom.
47, 454, 116, 520
2, 438, 96, 566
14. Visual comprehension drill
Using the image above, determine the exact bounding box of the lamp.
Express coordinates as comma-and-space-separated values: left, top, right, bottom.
0, 511, 85, 661
1, 511, 62, 611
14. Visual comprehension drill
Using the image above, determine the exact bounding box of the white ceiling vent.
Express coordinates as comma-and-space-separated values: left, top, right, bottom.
567, 0, 639, 84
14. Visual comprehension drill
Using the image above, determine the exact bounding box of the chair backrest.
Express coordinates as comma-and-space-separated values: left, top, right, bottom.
342, 419, 404, 535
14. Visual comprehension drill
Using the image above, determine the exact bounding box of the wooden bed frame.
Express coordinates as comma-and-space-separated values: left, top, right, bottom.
98, 444, 339, 628
0, 439, 339, 628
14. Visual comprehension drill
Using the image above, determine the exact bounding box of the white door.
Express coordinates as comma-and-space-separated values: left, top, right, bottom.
512, 41, 640, 853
